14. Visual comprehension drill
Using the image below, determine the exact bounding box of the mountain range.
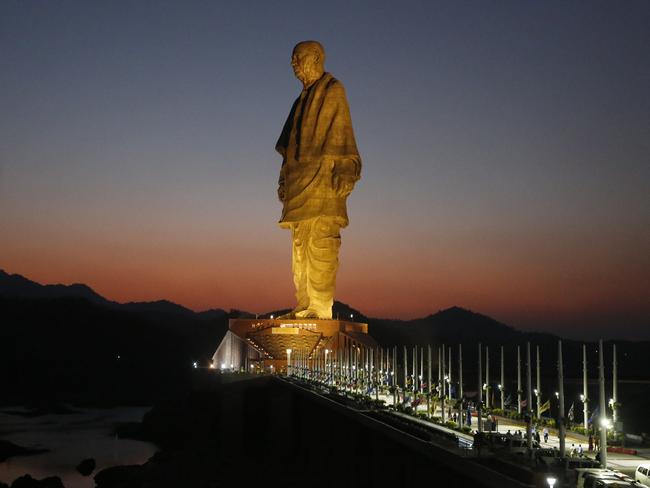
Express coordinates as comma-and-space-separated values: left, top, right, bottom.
1, 269, 648, 408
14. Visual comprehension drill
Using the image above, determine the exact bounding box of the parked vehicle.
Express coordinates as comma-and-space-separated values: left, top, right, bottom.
635, 464, 650, 486
575, 468, 644, 488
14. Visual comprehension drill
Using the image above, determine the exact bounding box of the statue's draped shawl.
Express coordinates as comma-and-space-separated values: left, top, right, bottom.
276, 72, 361, 227
276, 72, 360, 162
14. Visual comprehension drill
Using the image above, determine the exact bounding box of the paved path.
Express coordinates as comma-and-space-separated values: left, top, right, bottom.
374, 391, 648, 476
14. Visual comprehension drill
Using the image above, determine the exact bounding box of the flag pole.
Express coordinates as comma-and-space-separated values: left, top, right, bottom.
517, 345, 522, 415
526, 341, 533, 449
558, 340, 566, 458
478, 342, 483, 433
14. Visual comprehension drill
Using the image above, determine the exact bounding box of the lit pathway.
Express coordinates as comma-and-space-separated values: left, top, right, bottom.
371, 390, 648, 476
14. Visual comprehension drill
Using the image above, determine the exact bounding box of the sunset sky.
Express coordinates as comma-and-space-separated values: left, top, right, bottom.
1, 1, 648, 339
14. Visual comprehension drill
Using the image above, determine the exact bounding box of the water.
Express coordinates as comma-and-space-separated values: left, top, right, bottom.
0, 406, 158, 488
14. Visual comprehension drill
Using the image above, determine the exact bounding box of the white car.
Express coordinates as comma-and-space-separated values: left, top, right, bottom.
636, 464, 650, 486
576, 468, 647, 488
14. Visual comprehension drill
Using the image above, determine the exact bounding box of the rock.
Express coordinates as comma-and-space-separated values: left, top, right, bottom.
76, 458, 96, 476
10, 475, 64, 488
94, 465, 144, 488
0, 440, 48, 463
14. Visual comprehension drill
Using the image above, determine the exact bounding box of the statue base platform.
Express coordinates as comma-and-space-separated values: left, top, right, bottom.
212, 317, 377, 372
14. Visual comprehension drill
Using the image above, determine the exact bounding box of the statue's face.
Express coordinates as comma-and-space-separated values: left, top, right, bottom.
291, 47, 319, 84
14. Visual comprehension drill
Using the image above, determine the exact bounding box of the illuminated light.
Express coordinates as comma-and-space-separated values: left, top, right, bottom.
534, 389, 538, 396
193, 362, 198, 369
580, 394, 585, 401
608, 398, 614, 406
546, 477, 557, 488
230, 363, 233, 369
270, 315, 274, 319
221, 363, 226, 369
209, 364, 215, 369
600, 417, 612, 429
498, 384, 502, 390
555, 391, 559, 398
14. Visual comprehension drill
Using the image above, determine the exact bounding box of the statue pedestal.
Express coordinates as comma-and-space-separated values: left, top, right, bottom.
213, 317, 376, 372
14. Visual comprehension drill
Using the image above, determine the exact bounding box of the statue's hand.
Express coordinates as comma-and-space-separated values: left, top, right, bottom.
332, 173, 355, 197
277, 185, 285, 202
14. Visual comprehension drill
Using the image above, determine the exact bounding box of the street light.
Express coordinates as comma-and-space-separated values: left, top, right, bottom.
286, 348, 292, 376
546, 477, 557, 488
555, 391, 559, 399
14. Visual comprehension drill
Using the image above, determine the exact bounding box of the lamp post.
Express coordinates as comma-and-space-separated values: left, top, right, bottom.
598, 339, 608, 468
324, 349, 330, 385
485, 345, 490, 409
583, 344, 589, 430
500, 346, 505, 411
526, 342, 533, 449
517, 345, 522, 415
558, 340, 566, 458
536, 345, 541, 419
478, 343, 483, 432
612, 343, 618, 428
286, 348, 292, 376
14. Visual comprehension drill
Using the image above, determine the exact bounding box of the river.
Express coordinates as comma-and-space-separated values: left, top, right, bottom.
0, 406, 158, 488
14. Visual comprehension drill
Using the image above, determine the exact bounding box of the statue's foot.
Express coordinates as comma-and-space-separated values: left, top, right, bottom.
295, 309, 320, 319
275, 311, 296, 319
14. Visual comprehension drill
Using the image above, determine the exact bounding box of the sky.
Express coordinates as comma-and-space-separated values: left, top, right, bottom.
1, 0, 648, 339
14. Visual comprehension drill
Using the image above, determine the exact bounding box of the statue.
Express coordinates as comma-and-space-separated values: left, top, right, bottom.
276, 41, 361, 319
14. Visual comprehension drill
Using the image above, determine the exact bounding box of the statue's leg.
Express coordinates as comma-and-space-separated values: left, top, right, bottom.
291, 220, 310, 314
304, 216, 341, 319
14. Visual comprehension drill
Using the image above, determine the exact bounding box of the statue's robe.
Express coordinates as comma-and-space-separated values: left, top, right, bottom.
276, 72, 361, 228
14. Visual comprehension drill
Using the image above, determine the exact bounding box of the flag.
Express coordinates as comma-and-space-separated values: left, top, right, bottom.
568, 402, 575, 422
539, 399, 551, 414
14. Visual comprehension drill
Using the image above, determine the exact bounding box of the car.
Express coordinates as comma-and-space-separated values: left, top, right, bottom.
636, 464, 650, 486
592, 480, 649, 488
576, 468, 644, 488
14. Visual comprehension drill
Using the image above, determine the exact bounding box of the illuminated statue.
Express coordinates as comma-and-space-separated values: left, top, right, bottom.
276, 41, 361, 319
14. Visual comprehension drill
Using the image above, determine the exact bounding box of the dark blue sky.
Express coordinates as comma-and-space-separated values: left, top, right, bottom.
1, 1, 648, 338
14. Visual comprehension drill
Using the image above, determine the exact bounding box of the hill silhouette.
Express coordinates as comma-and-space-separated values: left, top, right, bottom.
1, 269, 649, 408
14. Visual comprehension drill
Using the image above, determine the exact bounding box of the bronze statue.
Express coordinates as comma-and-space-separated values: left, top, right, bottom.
276, 41, 361, 319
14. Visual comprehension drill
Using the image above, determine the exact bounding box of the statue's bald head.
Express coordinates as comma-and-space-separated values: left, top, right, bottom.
293, 41, 326, 64
291, 40, 325, 88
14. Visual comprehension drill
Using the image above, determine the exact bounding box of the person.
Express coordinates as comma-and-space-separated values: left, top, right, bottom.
276, 40, 361, 319
535, 430, 541, 444
577, 444, 584, 457
570, 443, 576, 457
506, 429, 512, 438
543, 426, 549, 443
588, 433, 594, 451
